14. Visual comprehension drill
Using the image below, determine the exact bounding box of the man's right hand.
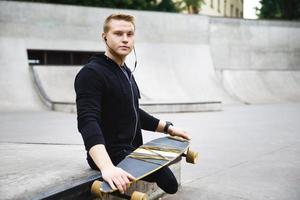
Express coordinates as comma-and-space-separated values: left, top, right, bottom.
89, 144, 136, 194
101, 165, 135, 193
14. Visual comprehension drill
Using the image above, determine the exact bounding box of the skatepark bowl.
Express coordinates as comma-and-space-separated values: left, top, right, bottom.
0, 1, 300, 200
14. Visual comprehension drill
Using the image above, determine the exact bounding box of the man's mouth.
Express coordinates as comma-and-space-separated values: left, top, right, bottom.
119, 46, 130, 49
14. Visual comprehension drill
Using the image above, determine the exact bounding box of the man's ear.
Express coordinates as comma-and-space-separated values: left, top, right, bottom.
101, 33, 107, 42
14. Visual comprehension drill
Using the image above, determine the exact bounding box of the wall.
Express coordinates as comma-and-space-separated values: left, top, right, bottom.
0, 1, 299, 110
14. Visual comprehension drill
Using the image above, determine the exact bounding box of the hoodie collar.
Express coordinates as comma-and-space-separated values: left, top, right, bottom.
89, 52, 129, 71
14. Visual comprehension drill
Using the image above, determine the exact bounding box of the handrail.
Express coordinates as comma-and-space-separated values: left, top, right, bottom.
29, 65, 76, 111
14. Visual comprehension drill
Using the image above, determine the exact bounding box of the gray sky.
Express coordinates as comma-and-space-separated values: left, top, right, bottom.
244, 0, 261, 19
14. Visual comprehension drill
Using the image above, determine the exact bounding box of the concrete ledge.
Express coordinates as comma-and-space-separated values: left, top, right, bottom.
0, 142, 181, 200
45, 159, 181, 200
94, 160, 181, 200
140, 101, 222, 113
0, 143, 99, 200
51, 101, 222, 113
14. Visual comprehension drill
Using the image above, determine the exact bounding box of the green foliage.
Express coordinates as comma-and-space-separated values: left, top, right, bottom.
156, 0, 180, 12
11, 0, 208, 13
256, 0, 300, 20
181, 0, 205, 14
11, 0, 180, 12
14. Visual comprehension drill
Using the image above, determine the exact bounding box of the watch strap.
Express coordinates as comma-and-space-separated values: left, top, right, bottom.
164, 121, 173, 134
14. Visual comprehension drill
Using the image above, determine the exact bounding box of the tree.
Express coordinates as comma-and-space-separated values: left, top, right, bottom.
256, 0, 300, 20
11, 0, 179, 12
181, 0, 205, 14
156, 0, 180, 12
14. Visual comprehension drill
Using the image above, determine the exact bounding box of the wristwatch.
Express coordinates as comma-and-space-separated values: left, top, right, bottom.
164, 121, 173, 134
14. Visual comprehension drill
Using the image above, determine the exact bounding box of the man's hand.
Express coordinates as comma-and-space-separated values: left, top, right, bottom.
101, 165, 135, 194
155, 121, 191, 140
168, 126, 191, 140
89, 144, 135, 193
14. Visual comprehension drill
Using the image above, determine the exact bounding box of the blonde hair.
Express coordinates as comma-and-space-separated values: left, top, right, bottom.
103, 13, 135, 33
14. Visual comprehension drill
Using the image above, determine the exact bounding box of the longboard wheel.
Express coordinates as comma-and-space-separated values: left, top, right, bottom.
186, 148, 199, 164
131, 191, 148, 200
91, 180, 104, 198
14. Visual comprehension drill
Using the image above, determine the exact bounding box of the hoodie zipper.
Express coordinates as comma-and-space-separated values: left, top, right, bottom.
120, 67, 138, 145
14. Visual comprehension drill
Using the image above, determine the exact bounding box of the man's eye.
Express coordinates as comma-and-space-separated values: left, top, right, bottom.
115, 32, 122, 36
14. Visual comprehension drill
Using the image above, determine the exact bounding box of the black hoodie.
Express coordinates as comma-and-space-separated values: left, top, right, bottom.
74, 53, 159, 166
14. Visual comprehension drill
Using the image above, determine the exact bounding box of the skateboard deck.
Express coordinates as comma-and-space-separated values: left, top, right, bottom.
91, 136, 198, 199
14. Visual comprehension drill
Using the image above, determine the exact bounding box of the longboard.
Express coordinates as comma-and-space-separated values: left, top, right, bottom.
91, 136, 198, 200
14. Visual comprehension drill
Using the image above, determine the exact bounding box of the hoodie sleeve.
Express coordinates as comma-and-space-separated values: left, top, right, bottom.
139, 108, 160, 131
74, 67, 105, 151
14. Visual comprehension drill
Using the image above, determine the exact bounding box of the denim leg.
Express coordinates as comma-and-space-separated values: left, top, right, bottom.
142, 166, 178, 194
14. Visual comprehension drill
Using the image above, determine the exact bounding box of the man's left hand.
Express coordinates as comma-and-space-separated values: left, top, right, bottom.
168, 126, 191, 140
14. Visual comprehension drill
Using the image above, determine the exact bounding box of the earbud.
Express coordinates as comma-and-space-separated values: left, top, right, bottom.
104, 37, 107, 41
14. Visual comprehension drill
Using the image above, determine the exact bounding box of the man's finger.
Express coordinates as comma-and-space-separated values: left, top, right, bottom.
112, 177, 124, 193
125, 172, 136, 180
108, 179, 116, 191
180, 131, 190, 140
122, 175, 130, 184
117, 177, 127, 192
121, 174, 132, 188
184, 134, 191, 140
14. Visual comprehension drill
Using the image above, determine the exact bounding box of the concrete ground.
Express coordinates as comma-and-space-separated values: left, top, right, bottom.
0, 103, 300, 199
162, 103, 300, 200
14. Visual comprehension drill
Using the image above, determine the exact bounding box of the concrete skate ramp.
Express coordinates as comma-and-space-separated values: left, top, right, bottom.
32, 66, 81, 103
32, 45, 226, 104
208, 17, 300, 104
1, 1, 300, 112
0, 38, 45, 111
0, 1, 228, 112
222, 70, 300, 104
30, 44, 229, 112
132, 43, 235, 104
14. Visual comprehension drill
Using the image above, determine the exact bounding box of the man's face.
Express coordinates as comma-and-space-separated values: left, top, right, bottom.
104, 19, 135, 57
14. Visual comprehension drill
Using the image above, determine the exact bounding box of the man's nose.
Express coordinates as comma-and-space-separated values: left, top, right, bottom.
122, 34, 128, 43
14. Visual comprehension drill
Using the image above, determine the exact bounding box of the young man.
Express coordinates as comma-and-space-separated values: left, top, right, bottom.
74, 13, 190, 194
